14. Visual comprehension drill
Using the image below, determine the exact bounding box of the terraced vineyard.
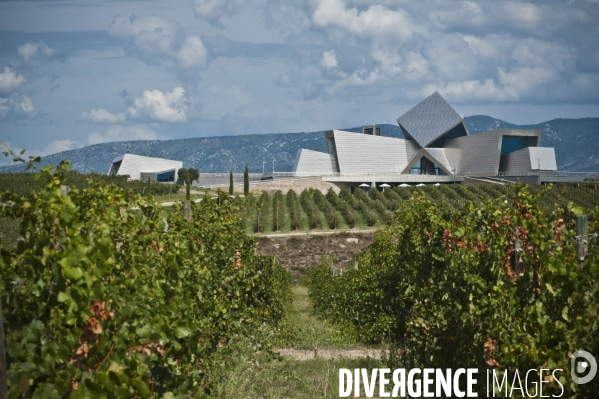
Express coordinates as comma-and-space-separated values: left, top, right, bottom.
244, 183, 599, 234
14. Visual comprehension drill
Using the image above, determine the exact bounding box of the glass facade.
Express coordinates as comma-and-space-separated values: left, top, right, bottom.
500, 136, 537, 155
427, 123, 468, 147
157, 170, 175, 182
409, 157, 447, 175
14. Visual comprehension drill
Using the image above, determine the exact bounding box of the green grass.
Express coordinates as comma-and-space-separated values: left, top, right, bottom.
276, 285, 358, 350
152, 192, 205, 202
205, 284, 383, 398
209, 353, 381, 399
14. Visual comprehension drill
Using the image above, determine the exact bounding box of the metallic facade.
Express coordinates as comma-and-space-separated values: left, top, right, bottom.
292, 92, 558, 181
397, 91, 468, 147
325, 130, 420, 175
292, 148, 335, 176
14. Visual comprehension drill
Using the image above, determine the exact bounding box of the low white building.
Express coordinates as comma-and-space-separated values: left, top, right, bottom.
107, 154, 183, 182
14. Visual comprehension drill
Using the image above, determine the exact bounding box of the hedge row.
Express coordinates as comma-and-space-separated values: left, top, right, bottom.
327, 188, 356, 228
308, 186, 599, 396
0, 160, 290, 397
300, 189, 321, 229
286, 190, 303, 231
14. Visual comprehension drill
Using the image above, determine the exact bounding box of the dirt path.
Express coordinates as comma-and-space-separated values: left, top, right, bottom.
275, 348, 384, 360
256, 232, 375, 281
255, 228, 379, 238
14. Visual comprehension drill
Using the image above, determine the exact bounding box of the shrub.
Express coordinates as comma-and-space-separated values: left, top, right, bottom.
352, 189, 378, 226
286, 190, 303, 230
0, 160, 290, 397
313, 189, 337, 229
300, 189, 321, 229
254, 191, 270, 233
272, 190, 285, 231
327, 188, 356, 228
308, 186, 599, 396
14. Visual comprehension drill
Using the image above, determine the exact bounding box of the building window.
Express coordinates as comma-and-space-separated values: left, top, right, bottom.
157, 170, 175, 182
500, 136, 537, 155
362, 125, 381, 136
409, 157, 447, 175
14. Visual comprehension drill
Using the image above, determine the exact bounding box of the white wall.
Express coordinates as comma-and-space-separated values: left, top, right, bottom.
111, 154, 183, 180
292, 149, 334, 176
330, 130, 419, 175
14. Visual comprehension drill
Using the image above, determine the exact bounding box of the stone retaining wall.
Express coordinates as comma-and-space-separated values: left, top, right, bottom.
217, 177, 344, 194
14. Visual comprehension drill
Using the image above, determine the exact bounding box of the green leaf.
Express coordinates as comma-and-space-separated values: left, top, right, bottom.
175, 326, 191, 338
32, 383, 60, 399
57, 291, 70, 302
561, 306, 569, 322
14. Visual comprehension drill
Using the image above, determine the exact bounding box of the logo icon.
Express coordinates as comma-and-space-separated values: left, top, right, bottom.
571, 350, 597, 384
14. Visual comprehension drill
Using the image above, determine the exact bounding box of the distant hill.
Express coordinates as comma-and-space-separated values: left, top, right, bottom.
1, 116, 598, 174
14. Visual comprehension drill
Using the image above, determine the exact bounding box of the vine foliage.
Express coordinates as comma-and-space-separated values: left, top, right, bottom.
308, 187, 599, 396
0, 159, 289, 398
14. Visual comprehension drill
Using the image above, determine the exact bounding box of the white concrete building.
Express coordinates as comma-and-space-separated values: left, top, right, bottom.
107, 154, 183, 182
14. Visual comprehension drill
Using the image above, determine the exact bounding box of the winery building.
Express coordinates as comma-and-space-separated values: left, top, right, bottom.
292, 92, 557, 186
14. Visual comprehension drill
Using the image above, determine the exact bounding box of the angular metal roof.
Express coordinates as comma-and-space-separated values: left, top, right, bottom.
399, 147, 453, 175
423, 148, 452, 173
396, 92, 464, 148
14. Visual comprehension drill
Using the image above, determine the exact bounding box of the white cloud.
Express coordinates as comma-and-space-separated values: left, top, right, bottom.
417, 79, 519, 102
415, 64, 556, 103
109, 15, 209, 73
41, 139, 82, 156
127, 87, 189, 122
502, 1, 542, 26
0, 93, 36, 120
198, 85, 253, 119
87, 124, 161, 145
109, 15, 181, 41
424, 34, 479, 81
109, 15, 184, 58
462, 34, 513, 59
177, 36, 208, 70
192, 0, 244, 25
17, 41, 55, 66
0, 67, 26, 94
263, 0, 311, 38
80, 108, 127, 124
312, 0, 418, 43
497, 66, 556, 95
321, 50, 338, 69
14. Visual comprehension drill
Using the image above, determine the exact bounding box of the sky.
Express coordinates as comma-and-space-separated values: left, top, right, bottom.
0, 0, 598, 162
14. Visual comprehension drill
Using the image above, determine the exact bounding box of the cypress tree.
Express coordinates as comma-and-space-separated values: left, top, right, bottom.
229, 171, 234, 195
243, 165, 249, 196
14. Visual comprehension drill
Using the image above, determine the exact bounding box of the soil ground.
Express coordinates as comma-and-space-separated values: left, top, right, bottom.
255, 231, 375, 281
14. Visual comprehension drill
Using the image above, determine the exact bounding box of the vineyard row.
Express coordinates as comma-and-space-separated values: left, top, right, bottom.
242, 183, 599, 234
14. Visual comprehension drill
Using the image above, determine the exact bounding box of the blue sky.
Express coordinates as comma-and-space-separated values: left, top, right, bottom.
1, 0, 598, 162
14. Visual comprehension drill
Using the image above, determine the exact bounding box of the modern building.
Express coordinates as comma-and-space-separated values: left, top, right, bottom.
107, 154, 183, 182
293, 92, 557, 186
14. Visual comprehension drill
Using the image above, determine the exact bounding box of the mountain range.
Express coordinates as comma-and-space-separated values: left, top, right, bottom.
1, 116, 598, 174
